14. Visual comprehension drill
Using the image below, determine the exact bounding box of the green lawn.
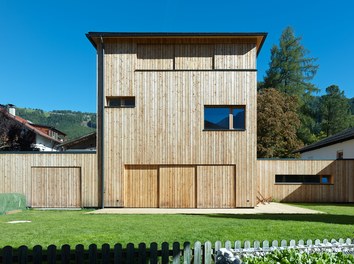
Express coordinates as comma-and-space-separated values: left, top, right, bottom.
0, 204, 353, 249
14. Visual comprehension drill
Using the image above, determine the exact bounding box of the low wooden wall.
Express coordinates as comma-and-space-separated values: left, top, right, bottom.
257, 159, 354, 203
0, 153, 98, 207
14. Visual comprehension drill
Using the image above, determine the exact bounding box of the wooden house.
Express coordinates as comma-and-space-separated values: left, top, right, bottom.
86, 32, 267, 208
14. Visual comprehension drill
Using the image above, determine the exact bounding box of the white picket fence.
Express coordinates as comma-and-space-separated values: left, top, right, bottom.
191, 238, 354, 263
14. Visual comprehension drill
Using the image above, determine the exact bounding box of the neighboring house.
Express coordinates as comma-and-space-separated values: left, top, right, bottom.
86, 32, 267, 208
0, 105, 65, 151
295, 128, 354, 159
57, 132, 96, 151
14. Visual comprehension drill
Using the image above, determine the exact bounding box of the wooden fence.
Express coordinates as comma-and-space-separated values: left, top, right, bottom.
1, 239, 353, 263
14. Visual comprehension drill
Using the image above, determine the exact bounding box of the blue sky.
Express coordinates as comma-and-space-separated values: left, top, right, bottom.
1, 0, 354, 113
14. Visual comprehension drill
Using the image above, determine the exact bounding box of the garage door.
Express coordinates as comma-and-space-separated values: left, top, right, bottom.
124, 165, 158, 207
197, 166, 235, 208
31, 167, 81, 208
159, 166, 196, 208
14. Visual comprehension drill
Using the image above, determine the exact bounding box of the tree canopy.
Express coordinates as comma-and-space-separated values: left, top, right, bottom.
257, 88, 303, 158
262, 26, 319, 99
320, 85, 352, 137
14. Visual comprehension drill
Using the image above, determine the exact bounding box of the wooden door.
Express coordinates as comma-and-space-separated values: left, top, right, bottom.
159, 166, 196, 208
31, 167, 81, 208
124, 165, 158, 207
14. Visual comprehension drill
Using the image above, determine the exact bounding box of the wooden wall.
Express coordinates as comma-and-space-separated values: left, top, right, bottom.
103, 38, 258, 208
124, 165, 236, 208
0, 153, 98, 207
257, 159, 354, 203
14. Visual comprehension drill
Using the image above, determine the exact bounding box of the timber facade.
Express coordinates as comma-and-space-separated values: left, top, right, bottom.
87, 33, 267, 208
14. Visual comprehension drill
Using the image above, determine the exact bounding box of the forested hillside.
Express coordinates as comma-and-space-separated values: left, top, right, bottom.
16, 108, 96, 140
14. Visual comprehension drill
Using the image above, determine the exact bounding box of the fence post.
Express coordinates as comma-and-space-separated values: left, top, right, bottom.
262, 240, 269, 251
138, 243, 147, 264
272, 240, 278, 248
75, 244, 85, 264
193, 241, 201, 264
47, 245, 56, 264
33, 245, 42, 264
215, 241, 222, 252
161, 242, 169, 264
113, 243, 122, 264
3, 246, 13, 264
204, 241, 212, 264
101, 243, 110, 264
18, 245, 28, 264
183, 242, 191, 264
89, 244, 98, 264
289, 240, 296, 247
126, 243, 135, 264
172, 242, 180, 264
234, 241, 241, 252
244, 241, 251, 250
254, 241, 260, 250
61, 244, 70, 264
150, 242, 158, 264
225, 241, 232, 250
281, 240, 287, 248
306, 239, 312, 246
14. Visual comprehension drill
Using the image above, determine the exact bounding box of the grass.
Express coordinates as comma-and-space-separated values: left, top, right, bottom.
0, 204, 353, 249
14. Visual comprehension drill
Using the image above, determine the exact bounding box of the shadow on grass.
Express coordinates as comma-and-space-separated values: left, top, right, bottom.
200, 213, 354, 225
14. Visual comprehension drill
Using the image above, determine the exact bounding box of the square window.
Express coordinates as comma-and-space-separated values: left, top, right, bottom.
204, 106, 245, 130
106, 96, 135, 108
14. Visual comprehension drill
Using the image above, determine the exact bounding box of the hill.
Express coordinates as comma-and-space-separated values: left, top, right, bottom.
16, 108, 96, 140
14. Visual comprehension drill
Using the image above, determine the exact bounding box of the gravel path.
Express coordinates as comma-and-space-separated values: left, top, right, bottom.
87, 203, 323, 215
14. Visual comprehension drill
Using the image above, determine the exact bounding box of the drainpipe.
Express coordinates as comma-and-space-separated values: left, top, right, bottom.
97, 37, 105, 209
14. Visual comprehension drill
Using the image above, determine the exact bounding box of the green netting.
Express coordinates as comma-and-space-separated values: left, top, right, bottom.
0, 193, 27, 215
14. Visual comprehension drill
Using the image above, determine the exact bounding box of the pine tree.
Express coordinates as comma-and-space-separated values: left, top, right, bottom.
257, 88, 303, 158
263, 26, 319, 98
320, 85, 352, 136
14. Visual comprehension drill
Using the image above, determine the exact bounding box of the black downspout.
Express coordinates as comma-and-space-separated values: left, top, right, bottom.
97, 37, 105, 209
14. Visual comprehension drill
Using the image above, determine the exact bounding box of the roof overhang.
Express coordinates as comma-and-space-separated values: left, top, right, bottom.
86, 32, 267, 56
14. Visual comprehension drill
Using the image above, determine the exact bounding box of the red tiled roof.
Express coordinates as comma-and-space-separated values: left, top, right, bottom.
0, 107, 62, 144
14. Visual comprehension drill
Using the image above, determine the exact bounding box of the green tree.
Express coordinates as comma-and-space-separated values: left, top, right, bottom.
262, 26, 319, 98
261, 26, 320, 145
320, 85, 352, 137
257, 88, 303, 158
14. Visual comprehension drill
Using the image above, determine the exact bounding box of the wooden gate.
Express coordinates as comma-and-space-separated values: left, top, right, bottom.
31, 167, 81, 208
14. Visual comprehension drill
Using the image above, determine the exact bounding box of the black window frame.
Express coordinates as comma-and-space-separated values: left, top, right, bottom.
106, 96, 136, 108
275, 174, 333, 185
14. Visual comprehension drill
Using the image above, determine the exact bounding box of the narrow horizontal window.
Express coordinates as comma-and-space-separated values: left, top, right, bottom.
204, 106, 245, 130
106, 96, 135, 108
275, 174, 333, 184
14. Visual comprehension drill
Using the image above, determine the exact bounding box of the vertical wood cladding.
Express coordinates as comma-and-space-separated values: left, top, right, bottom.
31, 167, 81, 208
257, 160, 354, 203
124, 165, 159, 207
197, 166, 235, 208
103, 39, 258, 207
0, 153, 98, 207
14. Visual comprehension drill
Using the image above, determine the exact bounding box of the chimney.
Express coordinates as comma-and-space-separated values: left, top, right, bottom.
8, 104, 16, 116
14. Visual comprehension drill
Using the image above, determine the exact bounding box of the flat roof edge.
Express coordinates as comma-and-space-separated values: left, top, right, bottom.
86, 32, 268, 52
